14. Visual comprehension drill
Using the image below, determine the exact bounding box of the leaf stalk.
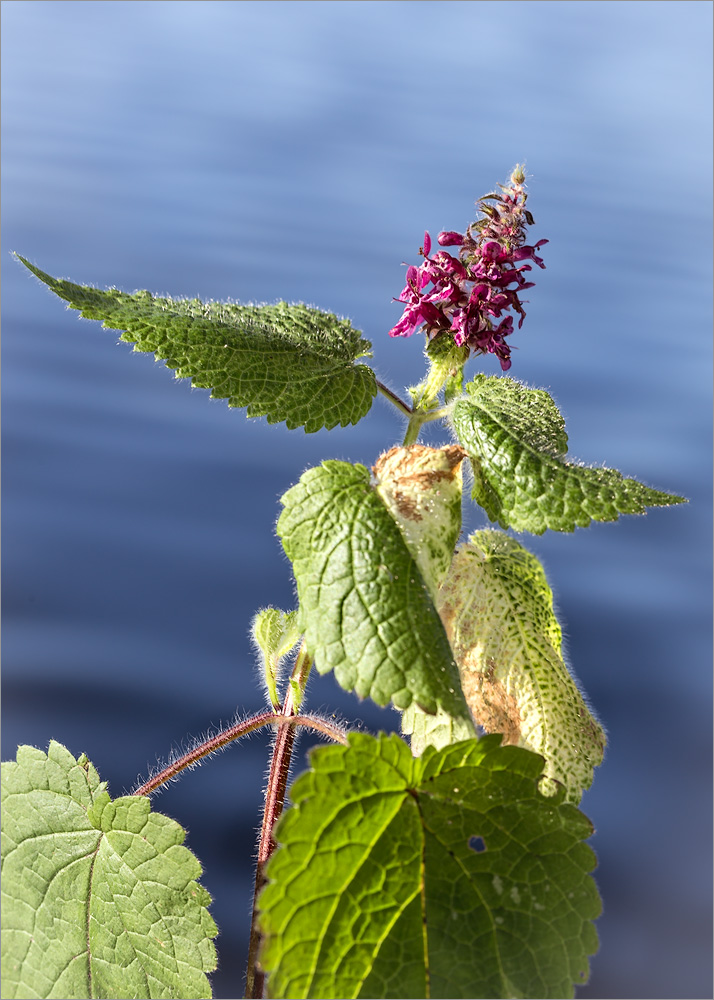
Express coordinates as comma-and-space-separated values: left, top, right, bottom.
132, 710, 345, 797
376, 379, 413, 417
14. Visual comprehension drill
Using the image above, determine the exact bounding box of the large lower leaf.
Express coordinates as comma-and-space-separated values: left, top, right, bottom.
277, 460, 471, 722
1, 742, 217, 1000
452, 374, 685, 533
16, 255, 376, 432
438, 531, 605, 802
258, 732, 601, 1000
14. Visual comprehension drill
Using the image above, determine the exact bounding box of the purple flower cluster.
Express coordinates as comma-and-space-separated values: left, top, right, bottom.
389, 167, 547, 371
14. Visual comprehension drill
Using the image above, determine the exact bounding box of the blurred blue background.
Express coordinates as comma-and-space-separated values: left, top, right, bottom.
2, 2, 711, 997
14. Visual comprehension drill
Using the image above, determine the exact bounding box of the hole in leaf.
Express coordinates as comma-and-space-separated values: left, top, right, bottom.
468, 835, 487, 853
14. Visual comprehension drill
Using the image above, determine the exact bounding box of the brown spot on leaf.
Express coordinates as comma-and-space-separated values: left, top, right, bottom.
460, 660, 522, 745
372, 445, 466, 522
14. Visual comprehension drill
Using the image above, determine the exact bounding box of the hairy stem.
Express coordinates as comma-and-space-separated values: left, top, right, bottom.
402, 406, 449, 446
402, 412, 426, 445
376, 379, 413, 417
376, 378, 449, 444
288, 641, 313, 712
132, 711, 346, 797
245, 688, 297, 1000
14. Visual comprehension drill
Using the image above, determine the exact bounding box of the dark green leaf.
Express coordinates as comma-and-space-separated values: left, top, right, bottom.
452, 375, 686, 533
16, 255, 376, 432
277, 460, 471, 720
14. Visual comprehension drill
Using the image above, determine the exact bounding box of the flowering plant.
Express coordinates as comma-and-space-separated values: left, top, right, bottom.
2, 169, 684, 1000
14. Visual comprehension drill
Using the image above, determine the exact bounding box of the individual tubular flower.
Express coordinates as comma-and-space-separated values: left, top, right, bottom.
389, 166, 547, 371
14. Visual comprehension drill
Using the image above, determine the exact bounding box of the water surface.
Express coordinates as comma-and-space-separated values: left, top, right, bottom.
2, 3, 712, 997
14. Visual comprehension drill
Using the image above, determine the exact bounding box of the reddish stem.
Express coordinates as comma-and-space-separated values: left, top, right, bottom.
133, 712, 346, 797
245, 688, 297, 1000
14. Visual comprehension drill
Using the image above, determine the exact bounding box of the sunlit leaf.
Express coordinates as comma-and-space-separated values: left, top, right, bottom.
438, 531, 605, 801
452, 375, 685, 533
1, 742, 217, 999
277, 459, 471, 722
16, 255, 376, 433
259, 733, 601, 999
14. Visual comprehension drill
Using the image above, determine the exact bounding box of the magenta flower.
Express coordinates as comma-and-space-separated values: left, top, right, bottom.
389, 166, 547, 371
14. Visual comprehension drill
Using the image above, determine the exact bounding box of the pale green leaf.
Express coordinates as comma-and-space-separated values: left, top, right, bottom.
16, 255, 376, 433
251, 608, 301, 710
438, 531, 605, 802
372, 444, 465, 599
1, 742, 217, 1000
259, 732, 601, 999
400, 704, 476, 755
452, 375, 686, 533
277, 460, 471, 721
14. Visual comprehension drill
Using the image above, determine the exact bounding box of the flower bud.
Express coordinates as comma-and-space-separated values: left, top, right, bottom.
437, 231, 464, 247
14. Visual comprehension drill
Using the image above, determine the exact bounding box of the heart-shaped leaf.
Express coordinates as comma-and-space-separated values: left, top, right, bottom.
1, 742, 217, 1000
259, 732, 601, 999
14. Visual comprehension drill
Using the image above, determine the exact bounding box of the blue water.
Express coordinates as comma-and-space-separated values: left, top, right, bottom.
2, 2, 712, 997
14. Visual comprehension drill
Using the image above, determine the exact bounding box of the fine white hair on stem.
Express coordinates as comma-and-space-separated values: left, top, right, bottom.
129, 708, 265, 796
130, 707, 350, 796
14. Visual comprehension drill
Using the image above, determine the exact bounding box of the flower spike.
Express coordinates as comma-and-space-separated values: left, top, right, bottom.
389, 166, 548, 371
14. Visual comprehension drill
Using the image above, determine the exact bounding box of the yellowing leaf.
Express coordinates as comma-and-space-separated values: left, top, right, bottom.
437, 531, 605, 802
372, 444, 465, 599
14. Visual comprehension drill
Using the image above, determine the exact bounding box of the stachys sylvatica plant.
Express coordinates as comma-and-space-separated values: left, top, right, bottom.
2, 167, 685, 1000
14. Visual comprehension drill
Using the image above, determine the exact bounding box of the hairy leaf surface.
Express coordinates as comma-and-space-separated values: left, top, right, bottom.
252, 607, 301, 709
277, 460, 471, 721
259, 733, 601, 999
16, 255, 376, 432
452, 375, 685, 533
438, 531, 605, 801
1, 742, 217, 1000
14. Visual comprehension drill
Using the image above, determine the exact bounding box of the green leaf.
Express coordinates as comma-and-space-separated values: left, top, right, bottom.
258, 732, 601, 1000
1, 742, 217, 1000
438, 531, 605, 802
15, 255, 376, 433
369, 444, 477, 753
400, 704, 476, 756
373, 445, 472, 754
251, 608, 301, 710
452, 374, 686, 533
277, 460, 471, 722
